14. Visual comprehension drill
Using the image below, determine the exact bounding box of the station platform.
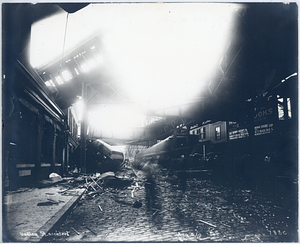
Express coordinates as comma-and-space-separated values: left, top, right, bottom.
3, 183, 86, 242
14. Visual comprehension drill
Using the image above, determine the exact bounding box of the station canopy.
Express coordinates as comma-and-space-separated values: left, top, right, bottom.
27, 3, 298, 141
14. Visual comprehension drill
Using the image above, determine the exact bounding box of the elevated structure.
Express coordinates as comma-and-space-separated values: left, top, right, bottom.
2, 2, 298, 188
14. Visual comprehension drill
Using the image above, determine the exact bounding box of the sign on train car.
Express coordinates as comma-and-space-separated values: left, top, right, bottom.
253, 94, 277, 136
228, 121, 249, 140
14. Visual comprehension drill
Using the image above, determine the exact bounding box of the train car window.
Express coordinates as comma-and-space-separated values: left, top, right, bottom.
200, 127, 206, 140
287, 98, 292, 119
215, 126, 221, 140
277, 96, 285, 120
277, 95, 292, 120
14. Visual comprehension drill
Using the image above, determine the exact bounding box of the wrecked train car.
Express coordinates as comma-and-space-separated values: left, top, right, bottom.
134, 134, 198, 169
86, 139, 125, 173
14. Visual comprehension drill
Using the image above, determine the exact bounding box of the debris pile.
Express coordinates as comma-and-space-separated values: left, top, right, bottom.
53, 165, 147, 210
38, 173, 64, 187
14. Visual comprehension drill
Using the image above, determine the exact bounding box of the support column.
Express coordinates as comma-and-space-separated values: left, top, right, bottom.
80, 82, 87, 173
52, 125, 57, 173
35, 113, 43, 181
282, 97, 288, 120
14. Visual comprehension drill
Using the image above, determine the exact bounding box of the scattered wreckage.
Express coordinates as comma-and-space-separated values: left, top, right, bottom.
37, 165, 143, 209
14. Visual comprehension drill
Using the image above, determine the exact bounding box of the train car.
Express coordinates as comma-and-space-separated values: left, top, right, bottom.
189, 121, 228, 161
189, 74, 298, 184
134, 133, 198, 169
136, 72, 297, 175
86, 139, 125, 173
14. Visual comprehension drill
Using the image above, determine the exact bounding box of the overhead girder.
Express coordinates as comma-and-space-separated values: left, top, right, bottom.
9, 3, 297, 146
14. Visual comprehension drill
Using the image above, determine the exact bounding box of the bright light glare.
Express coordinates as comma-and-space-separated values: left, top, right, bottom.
73, 100, 84, 121
30, 12, 67, 68
87, 59, 97, 70
30, 10, 98, 68
88, 105, 147, 139
95, 54, 104, 65
80, 62, 90, 73
74, 68, 80, 75
55, 75, 64, 85
101, 3, 239, 111
29, 3, 241, 138
45, 79, 55, 87
61, 69, 72, 81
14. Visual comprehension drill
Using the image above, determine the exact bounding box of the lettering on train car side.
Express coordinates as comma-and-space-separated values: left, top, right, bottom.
254, 108, 273, 120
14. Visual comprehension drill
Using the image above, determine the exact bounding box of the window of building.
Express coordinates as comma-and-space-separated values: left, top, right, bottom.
215, 126, 221, 140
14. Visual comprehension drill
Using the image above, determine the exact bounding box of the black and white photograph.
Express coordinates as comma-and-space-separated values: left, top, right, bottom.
2, 2, 298, 242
